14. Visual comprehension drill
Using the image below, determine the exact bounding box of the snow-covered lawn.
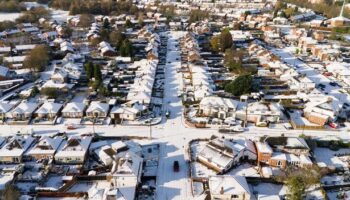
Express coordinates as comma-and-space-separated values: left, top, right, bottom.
191, 161, 216, 178
314, 147, 350, 169
0, 12, 21, 22
250, 183, 287, 198
67, 180, 111, 193
42, 175, 64, 190
226, 163, 260, 177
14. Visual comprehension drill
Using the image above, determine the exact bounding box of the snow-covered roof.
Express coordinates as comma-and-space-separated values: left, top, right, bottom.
0, 66, 9, 77
27, 136, 63, 156
55, 136, 92, 158
35, 102, 63, 114
0, 102, 14, 114
11, 102, 39, 114
86, 101, 109, 113
255, 142, 273, 154
0, 136, 35, 157
62, 102, 86, 113
209, 175, 251, 196
200, 96, 238, 110
113, 150, 143, 180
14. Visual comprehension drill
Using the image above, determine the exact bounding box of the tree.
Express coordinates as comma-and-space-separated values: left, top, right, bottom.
84, 62, 94, 79
3, 184, 20, 200
224, 75, 254, 96
16, 6, 50, 23
210, 35, 220, 52
286, 176, 305, 200
0, 20, 16, 32
189, 9, 209, 22
109, 31, 125, 48
220, 28, 233, 51
23, 45, 49, 72
224, 48, 244, 74
79, 14, 94, 28
41, 87, 60, 98
31, 86, 39, 97
93, 64, 102, 83
119, 39, 133, 57
103, 18, 110, 29
125, 19, 133, 28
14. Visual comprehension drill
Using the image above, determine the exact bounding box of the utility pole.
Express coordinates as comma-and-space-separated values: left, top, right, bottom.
149, 120, 152, 140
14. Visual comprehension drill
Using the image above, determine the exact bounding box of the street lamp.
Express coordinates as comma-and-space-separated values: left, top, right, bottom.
93, 112, 98, 134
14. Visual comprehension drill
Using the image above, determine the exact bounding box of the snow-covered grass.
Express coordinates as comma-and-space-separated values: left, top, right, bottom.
314, 147, 350, 169
250, 183, 287, 199
0, 12, 21, 22
192, 181, 204, 196
42, 175, 64, 190
67, 180, 111, 193
191, 161, 216, 178
226, 163, 260, 177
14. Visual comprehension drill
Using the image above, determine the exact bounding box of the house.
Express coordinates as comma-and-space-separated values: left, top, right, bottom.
99, 41, 116, 57
62, 62, 84, 80
86, 101, 110, 118
303, 97, 341, 125
197, 137, 256, 173
51, 70, 68, 84
35, 102, 63, 120
55, 136, 92, 164
110, 150, 143, 200
0, 66, 10, 80
62, 102, 86, 118
0, 136, 35, 163
26, 136, 64, 161
110, 102, 147, 123
0, 103, 14, 122
236, 102, 282, 124
198, 96, 239, 119
208, 175, 251, 200
256, 137, 312, 169
9, 102, 39, 121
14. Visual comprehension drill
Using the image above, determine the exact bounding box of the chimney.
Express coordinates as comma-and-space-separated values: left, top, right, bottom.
220, 187, 224, 194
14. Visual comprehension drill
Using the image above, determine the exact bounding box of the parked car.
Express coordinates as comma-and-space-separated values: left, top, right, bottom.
329, 122, 338, 129
165, 110, 170, 118
173, 161, 179, 172
218, 126, 244, 133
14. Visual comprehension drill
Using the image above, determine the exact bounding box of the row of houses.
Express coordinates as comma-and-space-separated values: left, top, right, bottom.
0, 135, 91, 164
0, 100, 115, 124
0, 133, 155, 200
198, 96, 282, 124
180, 33, 214, 102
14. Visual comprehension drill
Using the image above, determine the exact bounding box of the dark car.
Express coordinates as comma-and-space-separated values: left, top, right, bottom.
173, 161, 179, 172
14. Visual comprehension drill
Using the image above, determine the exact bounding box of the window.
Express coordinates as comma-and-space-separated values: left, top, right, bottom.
277, 160, 282, 166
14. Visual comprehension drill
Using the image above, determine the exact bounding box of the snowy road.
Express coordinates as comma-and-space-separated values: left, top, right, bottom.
155, 31, 192, 200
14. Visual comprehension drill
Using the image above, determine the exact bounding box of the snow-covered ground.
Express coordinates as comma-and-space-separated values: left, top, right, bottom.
0, 12, 21, 22
155, 31, 192, 200
0, 2, 69, 22
314, 147, 350, 169
250, 183, 287, 199
226, 163, 260, 177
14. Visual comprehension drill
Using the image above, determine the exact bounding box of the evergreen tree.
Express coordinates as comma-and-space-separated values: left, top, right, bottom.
103, 18, 110, 29
220, 28, 233, 52
84, 62, 93, 79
